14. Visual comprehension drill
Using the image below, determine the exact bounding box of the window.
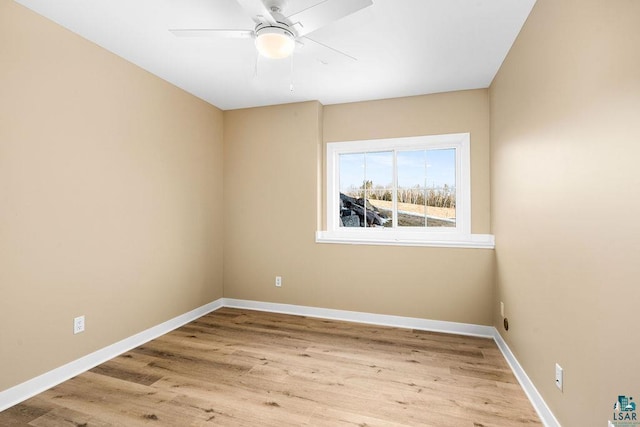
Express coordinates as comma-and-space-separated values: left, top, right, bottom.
317, 133, 494, 248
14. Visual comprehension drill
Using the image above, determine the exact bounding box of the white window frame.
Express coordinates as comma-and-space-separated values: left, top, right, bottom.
316, 133, 494, 249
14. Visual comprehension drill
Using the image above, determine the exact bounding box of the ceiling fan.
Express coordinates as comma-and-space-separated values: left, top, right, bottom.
170, 0, 373, 61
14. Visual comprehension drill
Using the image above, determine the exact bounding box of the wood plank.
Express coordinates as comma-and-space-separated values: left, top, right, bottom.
0, 308, 542, 426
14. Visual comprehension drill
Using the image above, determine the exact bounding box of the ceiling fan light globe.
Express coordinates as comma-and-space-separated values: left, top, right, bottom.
255, 27, 295, 59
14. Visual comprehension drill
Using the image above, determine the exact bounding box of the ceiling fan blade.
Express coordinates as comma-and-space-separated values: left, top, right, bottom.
169, 29, 254, 39
303, 36, 357, 61
235, 0, 277, 25
287, 0, 372, 37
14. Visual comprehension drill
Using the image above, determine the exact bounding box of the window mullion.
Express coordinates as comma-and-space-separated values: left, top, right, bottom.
363, 152, 367, 228
392, 149, 398, 228
424, 149, 428, 228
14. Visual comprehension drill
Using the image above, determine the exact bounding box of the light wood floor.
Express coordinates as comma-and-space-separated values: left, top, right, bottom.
1, 308, 541, 426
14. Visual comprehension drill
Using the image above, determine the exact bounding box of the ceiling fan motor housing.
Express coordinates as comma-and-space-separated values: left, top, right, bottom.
254, 23, 295, 59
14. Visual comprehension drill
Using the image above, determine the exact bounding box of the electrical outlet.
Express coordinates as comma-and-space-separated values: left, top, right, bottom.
500, 301, 505, 318
73, 315, 85, 334
555, 363, 563, 391
275, 276, 282, 287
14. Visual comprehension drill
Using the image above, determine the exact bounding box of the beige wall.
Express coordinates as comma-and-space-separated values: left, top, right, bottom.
490, 0, 640, 425
0, 1, 224, 390
224, 91, 494, 325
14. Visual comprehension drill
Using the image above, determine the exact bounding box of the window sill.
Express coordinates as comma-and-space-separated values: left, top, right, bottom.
315, 231, 495, 249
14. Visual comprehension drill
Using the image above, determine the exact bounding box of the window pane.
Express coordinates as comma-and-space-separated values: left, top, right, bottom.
425, 149, 456, 228
397, 150, 427, 227
363, 152, 393, 228
338, 152, 392, 228
397, 149, 456, 228
339, 153, 364, 227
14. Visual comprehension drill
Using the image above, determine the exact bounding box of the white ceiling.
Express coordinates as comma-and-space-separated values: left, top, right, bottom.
14, 0, 537, 111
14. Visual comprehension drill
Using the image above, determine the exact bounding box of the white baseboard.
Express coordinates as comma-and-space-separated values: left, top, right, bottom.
493, 330, 561, 427
0, 298, 223, 413
222, 298, 495, 338
1, 297, 559, 427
